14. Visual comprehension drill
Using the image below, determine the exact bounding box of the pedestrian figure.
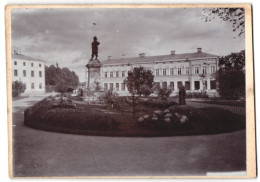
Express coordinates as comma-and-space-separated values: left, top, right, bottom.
179, 85, 186, 105
91, 36, 100, 60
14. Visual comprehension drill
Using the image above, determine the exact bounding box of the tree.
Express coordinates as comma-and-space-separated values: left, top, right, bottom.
12, 81, 26, 97
202, 8, 245, 38
45, 64, 79, 92
216, 50, 245, 99
124, 67, 154, 116
124, 67, 154, 97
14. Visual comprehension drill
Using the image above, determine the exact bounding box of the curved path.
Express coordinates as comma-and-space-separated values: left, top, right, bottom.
12, 96, 246, 177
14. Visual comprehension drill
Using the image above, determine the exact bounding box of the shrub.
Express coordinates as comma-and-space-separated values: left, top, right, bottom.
41, 109, 118, 131
12, 81, 26, 97
139, 99, 178, 108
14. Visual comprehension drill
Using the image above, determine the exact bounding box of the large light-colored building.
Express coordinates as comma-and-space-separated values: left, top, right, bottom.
12, 51, 46, 95
86, 48, 219, 97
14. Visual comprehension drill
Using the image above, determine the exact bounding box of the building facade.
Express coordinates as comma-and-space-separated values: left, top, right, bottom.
86, 48, 219, 97
12, 52, 46, 95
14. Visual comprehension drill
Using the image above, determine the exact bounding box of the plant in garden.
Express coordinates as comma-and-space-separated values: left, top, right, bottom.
100, 90, 119, 109
12, 81, 26, 97
124, 67, 154, 116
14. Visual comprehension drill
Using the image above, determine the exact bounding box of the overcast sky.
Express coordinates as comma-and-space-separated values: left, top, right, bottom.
11, 8, 245, 82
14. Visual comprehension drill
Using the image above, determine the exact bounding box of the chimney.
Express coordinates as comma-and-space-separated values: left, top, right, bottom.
197, 48, 202, 53
171, 50, 175, 55
139, 53, 145, 58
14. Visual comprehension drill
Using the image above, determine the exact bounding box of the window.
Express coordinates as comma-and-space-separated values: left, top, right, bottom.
116, 83, 119, 91
105, 72, 108, 78
23, 62, 26, 66
210, 66, 216, 73
156, 69, 159, 76
110, 72, 113, 78
14, 61, 17, 65
210, 80, 216, 89
162, 82, 167, 88
116, 71, 119, 77
31, 83, 34, 89
185, 67, 190, 75
195, 81, 200, 90
14, 69, 18, 76
104, 83, 108, 90
31, 71, 34, 77
39, 71, 42, 77
121, 83, 125, 91
202, 66, 207, 74
178, 68, 181, 75
31, 63, 34, 67
39, 83, 42, 89
23, 70, 26, 77
109, 83, 113, 90
194, 67, 199, 74
170, 82, 174, 90
185, 81, 190, 90
122, 71, 125, 77
163, 69, 166, 76
39, 63, 41, 67
170, 68, 174, 75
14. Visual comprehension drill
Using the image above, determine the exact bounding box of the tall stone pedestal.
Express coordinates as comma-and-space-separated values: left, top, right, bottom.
86, 59, 102, 91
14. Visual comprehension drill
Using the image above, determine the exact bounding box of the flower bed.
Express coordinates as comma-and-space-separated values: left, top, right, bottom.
137, 105, 245, 133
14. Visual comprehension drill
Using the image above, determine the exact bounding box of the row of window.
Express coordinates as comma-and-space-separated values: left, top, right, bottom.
14, 70, 42, 77
30, 83, 43, 89
155, 66, 216, 76
103, 66, 216, 78
14, 61, 42, 67
155, 81, 216, 90
104, 71, 126, 78
22, 83, 43, 90
103, 80, 216, 91
104, 83, 126, 91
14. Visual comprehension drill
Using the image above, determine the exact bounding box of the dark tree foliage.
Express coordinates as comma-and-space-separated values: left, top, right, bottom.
45, 64, 79, 91
216, 50, 245, 99
124, 67, 154, 97
124, 67, 154, 116
12, 81, 26, 97
202, 8, 245, 37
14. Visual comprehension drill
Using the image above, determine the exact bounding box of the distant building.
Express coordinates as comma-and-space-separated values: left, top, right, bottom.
12, 51, 46, 95
86, 48, 219, 97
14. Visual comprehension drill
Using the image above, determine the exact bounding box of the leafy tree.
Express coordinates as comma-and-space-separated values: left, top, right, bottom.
202, 8, 245, 37
124, 67, 154, 97
216, 50, 245, 99
12, 81, 26, 97
45, 64, 79, 92
124, 67, 154, 116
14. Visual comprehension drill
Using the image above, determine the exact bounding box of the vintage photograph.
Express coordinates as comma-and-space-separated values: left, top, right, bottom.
6, 5, 255, 178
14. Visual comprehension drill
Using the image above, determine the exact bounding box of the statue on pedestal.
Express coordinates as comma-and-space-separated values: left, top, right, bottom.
91, 36, 100, 60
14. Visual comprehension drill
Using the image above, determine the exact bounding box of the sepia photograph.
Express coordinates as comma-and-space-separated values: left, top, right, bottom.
5, 4, 255, 178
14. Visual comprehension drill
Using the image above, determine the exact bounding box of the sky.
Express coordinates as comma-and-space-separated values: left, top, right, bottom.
11, 8, 245, 82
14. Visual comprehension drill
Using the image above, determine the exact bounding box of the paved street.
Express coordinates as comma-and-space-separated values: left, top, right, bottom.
12, 96, 246, 177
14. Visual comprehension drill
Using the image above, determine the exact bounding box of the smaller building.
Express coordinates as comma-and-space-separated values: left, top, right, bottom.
12, 51, 46, 95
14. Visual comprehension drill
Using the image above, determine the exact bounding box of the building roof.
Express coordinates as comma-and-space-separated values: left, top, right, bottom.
12, 53, 46, 63
103, 52, 218, 65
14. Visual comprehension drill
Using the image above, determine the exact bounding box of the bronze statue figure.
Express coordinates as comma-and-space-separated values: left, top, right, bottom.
91, 36, 100, 60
